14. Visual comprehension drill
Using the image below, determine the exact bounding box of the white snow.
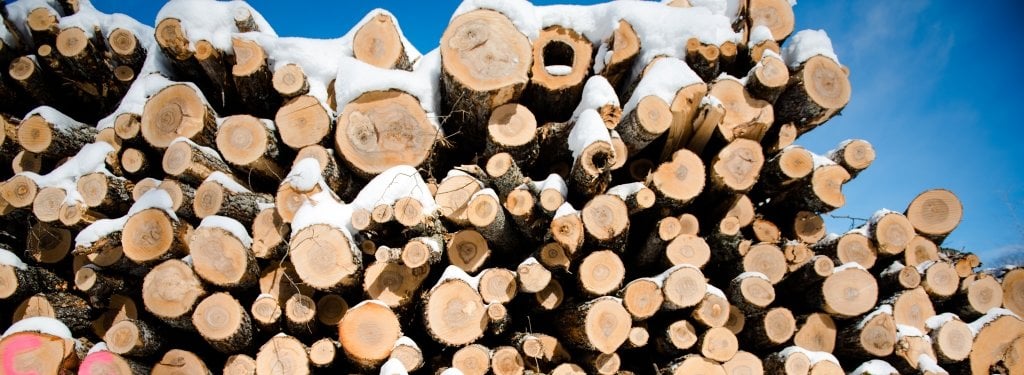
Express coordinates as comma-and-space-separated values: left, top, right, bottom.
545, 65, 573, 76
705, 284, 726, 299
24, 106, 88, 131
533, 174, 569, 198
917, 354, 947, 374
868, 208, 898, 225
57, 0, 155, 53
155, 0, 276, 52
19, 142, 114, 189
749, 25, 775, 45
622, 58, 702, 114
896, 324, 926, 339
453, 0, 740, 80
606, 182, 646, 200
701, 94, 723, 109
5, 0, 62, 45
781, 29, 840, 68
351, 299, 391, 311
553, 202, 578, 219
439, 369, 464, 375
333, 51, 441, 121
470, 188, 499, 203
850, 360, 898, 375
811, 153, 836, 169
686, 0, 727, 16
284, 158, 324, 192
833, 262, 867, 273
291, 190, 352, 235
2, 317, 73, 340
567, 109, 612, 160
87, 342, 110, 355
857, 305, 893, 330
736, 272, 769, 281
436, 265, 482, 291
778, 346, 840, 366
969, 308, 1021, 334
572, 76, 620, 124
74, 217, 125, 249
925, 313, 960, 331
96, 75, 191, 131
379, 358, 409, 375
393, 335, 419, 349
199, 215, 253, 248
351, 165, 438, 216
0, 249, 28, 270
78, 189, 178, 248
204, 171, 250, 193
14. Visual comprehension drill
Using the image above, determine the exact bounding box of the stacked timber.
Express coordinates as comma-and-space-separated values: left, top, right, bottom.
0, 0, 1013, 374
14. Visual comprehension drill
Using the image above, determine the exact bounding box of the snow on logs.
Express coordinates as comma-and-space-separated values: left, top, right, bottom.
0, 0, 1005, 374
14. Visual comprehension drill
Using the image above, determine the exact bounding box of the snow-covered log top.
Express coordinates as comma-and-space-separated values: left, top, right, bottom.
623, 58, 702, 114
782, 29, 840, 68
283, 158, 325, 192
17, 142, 114, 192
24, 106, 88, 130
96, 75, 206, 130
350, 165, 438, 216
527, 174, 569, 197
198, 215, 253, 248
1, 316, 74, 341
75, 189, 178, 248
0, 249, 28, 270
333, 49, 441, 120
203, 171, 250, 193
452, 0, 742, 78
568, 109, 612, 160
156, 0, 276, 52
572, 76, 619, 122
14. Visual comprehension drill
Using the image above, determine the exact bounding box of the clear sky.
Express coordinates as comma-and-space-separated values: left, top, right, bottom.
88, 0, 1024, 265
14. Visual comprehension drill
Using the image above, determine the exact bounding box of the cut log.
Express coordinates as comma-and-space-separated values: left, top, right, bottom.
289, 223, 362, 291
837, 305, 897, 359
142, 259, 206, 329
904, 189, 962, 245
272, 63, 309, 98
17, 111, 97, 158
152, 349, 211, 375
889, 287, 936, 332
189, 219, 258, 289
231, 37, 280, 117
9, 55, 61, 105
576, 249, 625, 296
660, 82, 708, 161
647, 148, 705, 207
685, 39, 720, 82
352, 12, 411, 70
969, 314, 1024, 375
774, 55, 851, 132
559, 296, 631, 354
250, 294, 281, 332
707, 138, 765, 195
223, 354, 256, 375
878, 262, 922, 295
764, 163, 851, 214
363, 260, 429, 308
524, 25, 593, 122
485, 104, 538, 165
108, 28, 146, 71
284, 293, 318, 337
952, 273, 1003, 319
141, 83, 217, 149
794, 312, 837, 353
162, 137, 232, 184
753, 145, 813, 199
723, 351, 764, 375
699, 326, 739, 362
104, 318, 161, 357
13, 292, 92, 334
25, 221, 71, 264
617, 95, 672, 156
741, 307, 796, 350
446, 229, 490, 273
452, 343, 491, 375
828, 139, 875, 178
0, 331, 78, 374
80, 350, 151, 375
728, 273, 775, 314
814, 231, 878, 269
122, 207, 190, 264
294, 144, 354, 198
440, 9, 531, 138
747, 0, 796, 41
581, 194, 630, 250
276, 95, 332, 150
810, 265, 879, 318
904, 236, 939, 267
746, 52, 789, 103
660, 265, 708, 310
917, 261, 959, 300
597, 20, 639, 92
55, 26, 108, 79
216, 115, 285, 182
339, 300, 401, 368
255, 335, 308, 375
334, 90, 438, 178
664, 355, 726, 375
194, 176, 271, 225
77, 172, 132, 215
251, 207, 288, 259
389, 336, 424, 372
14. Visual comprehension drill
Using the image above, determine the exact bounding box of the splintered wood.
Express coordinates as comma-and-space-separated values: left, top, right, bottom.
0, 0, 1005, 374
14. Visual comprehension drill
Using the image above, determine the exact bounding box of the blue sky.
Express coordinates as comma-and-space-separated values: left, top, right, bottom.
89, 0, 1024, 265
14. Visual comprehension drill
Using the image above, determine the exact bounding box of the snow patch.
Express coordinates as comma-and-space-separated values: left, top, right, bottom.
925, 313, 960, 331
204, 171, 250, 193
553, 202, 578, 219
749, 25, 775, 45
284, 158, 324, 192
572, 76, 620, 123
567, 109, 612, 160
436, 265, 482, 291
199, 215, 253, 248
606, 183, 645, 201
782, 29, 840, 68
850, 360, 898, 375
623, 58, 701, 114
0, 249, 28, 270
379, 357, 408, 375
2, 317, 73, 340
351, 165, 438, 216
969, 308, 1021, 334
155, 0, 276, 52
778, 346, 840, 366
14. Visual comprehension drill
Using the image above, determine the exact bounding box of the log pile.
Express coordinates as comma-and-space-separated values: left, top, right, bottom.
0, 0, 1014, 374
